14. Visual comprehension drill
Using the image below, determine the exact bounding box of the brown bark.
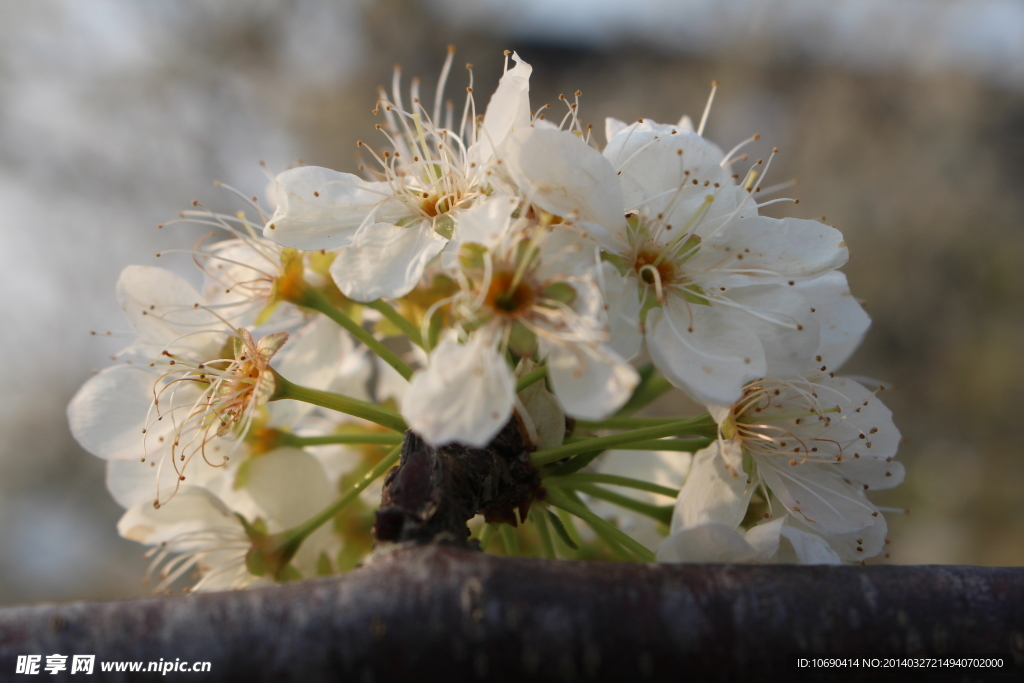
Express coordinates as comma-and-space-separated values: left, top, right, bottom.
2, 546, 1023, 682
373, 421, 540, 545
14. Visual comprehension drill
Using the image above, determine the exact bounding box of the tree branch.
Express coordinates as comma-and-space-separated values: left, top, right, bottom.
2, 546, 1022, 681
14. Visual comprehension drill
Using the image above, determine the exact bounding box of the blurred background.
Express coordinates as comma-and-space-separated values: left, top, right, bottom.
1, 0, 1022, 605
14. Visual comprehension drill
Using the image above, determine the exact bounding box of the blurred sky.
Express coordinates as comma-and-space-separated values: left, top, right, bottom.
1, 0, 1022, 605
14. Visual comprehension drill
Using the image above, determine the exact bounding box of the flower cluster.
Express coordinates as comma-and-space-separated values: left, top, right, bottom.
69, 49, 902, 591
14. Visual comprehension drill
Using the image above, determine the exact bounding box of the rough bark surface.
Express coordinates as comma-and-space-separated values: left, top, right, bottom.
374, 421, 540, 544
2, 546, 1022, 682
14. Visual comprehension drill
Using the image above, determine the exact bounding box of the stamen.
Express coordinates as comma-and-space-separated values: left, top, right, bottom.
697, 80, 718, 137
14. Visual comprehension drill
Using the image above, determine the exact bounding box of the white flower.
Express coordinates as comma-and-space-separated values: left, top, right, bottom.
71, 325, 287, 506
403, 328, 516, 447
694, 276, 899, 559
119, 448, 336, 592
606, 119, 849, 405
500, 116, 850, 406
262, 51, 536, 302
656, 444, 841, 564
404, 225, 637, 446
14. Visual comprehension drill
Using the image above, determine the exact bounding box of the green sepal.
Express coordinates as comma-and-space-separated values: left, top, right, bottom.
394, 215, 421, 228
459, 243, 487, 270
253, 301, 279, 327
233, 458, 252, 490
540, 281, 576, 306
742, 451, 755, 478
316, 551, 334, 577
307, 250, 335, 278
508, 321, 538, 357
673, 234, 702, 265
679, 284, 710, 306
434, 215, 455, 240
276, 565, 303, 583
600, 251, 631, 274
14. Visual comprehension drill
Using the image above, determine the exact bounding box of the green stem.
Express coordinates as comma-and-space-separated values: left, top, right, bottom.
556, 508, 584, 550
572, 484, 673, 526
575, 416, 689, 430
531, 507, 556, 559
297, 287, 413, 381
499, 524, 520, 556
285, 445, 401, 543
548, 472, 679, 498
272, 372, 407, 433
564, 436, 712, 452
365, 299, 423, 348
515, 365, 548, 393
545, 488, 655, 562
615, 438, 713, 452
278, 432, 404, 448
586, 519, 635, 561
532, 416, 714, 467
478, 523, 497, 551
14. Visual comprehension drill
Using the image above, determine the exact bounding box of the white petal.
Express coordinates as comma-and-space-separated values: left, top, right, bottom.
244, 448, 333, 530
474, 53, 533, 162
599, 264, 642, 360
452, 194, 518, 246
672, 441, 752, 531
117, 265, 223, 358
533, 226, 601, 282
264, 167, 398, 250
330, 222, 447, 301
68, 365, 170, 461
609, 131, 731, 213
696, 216, 849, 287
779, 524, 842, 564
825, 375, 902, 489
604, 117, 629, 144
275, 317, 341, 391
106, 454, 223, 510
743, 517, 786, 560
647, 299, 766, 405
545, 344, 638, 420
403, 330, 515, 447
726, 285, 818, 379
757, 456, 881, 537
116, 487, 238, 546
657, 521, 757, 563
506, 127, 626, 234
786, 506, 887, 561
794, 272, 871, 373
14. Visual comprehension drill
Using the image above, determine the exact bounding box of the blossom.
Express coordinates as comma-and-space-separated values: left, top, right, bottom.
403, 225, 636, 446
70, 51, 906, 579
262, 51, 535, 302
119, 448, 336, 591
660, 272, 901, 562
502, 115, 848, 405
